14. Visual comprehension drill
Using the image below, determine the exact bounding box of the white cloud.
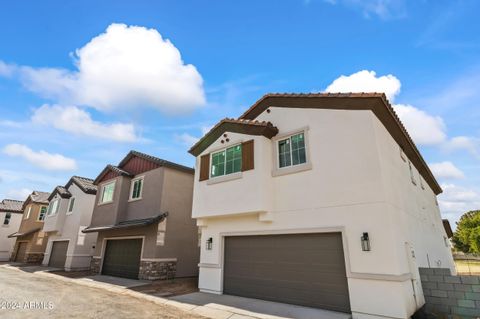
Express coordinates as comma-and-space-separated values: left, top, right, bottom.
322, 0, 406, 20
324, 70, 401, 102
324, 70, 448, 146
393, 104, 447, 145
429, 161, 465, 180
438, 183, 480, 225
176, 133, 200, 146
19, 23, 205, 114
32, 104, 138, 142
6, 188, 32, 201
0, 60, 15, 77
3, 144, 77, 171
443, 136, 480, 158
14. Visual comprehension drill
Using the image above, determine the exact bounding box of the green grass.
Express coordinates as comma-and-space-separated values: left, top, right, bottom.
455, 259, 480, 274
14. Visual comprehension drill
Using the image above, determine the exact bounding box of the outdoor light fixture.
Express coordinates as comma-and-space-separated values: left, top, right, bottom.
361, 232, 370, 251
206, 237, 213, 250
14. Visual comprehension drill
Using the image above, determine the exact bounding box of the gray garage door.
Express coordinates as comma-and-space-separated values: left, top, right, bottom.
102, 239, 142, 279
49, 241, 69, 268
15, 242, 27, 262
224, 232, 351, 313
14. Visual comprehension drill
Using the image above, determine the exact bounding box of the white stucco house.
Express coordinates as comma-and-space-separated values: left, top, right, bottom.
188, 93, 454, 319
0, 199, 24, 261
42, 176, 98, 270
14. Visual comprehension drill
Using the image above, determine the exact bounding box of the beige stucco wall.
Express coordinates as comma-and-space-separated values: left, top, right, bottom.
0, 212, 22, 261
192, 107, 454, 319
15, 202, 49, 255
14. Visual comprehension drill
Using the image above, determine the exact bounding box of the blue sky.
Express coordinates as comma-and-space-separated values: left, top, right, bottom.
0, 0, 479, 225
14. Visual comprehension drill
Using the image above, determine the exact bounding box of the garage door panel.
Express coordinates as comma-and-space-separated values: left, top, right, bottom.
224, 233, 350, 313
102, 239, 142, 279
49, 241, 69, 268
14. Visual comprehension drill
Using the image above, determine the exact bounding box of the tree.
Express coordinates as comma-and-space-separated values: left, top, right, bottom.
452, 210, 480, 253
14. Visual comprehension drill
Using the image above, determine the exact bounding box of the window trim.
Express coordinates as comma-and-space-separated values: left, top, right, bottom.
272, 127, 312, 177
98, 181, 116, 205
47, 199, 59, 217
409, 160, 417, 186
66, 197, 76, 215
209, 143, 243, 179
37, 206, 47, 221
128, 176, 144, 202
24, 206, 31, 219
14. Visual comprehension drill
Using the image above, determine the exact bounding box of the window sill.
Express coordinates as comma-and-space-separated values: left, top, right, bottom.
128, 197, 142, 203
66, 212, 73, 216
2, 224, 9, 228
207, 172, 243, 185
97, 201, 113, 206
272, 162, 312, 177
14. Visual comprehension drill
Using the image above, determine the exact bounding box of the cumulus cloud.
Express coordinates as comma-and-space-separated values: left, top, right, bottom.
0, 60, 15, 77
324, 70, 449, 146
325, 70, 401, 102
429, 161, 465, 180
3, 144, 77, 171
32, 104, 138, 142
438, 183, 480, 225
6, 188, 33, 201
393, 104, 447, 145
176, 133, 200, 146
19, 23, 205, 114
443, 136, 480, 158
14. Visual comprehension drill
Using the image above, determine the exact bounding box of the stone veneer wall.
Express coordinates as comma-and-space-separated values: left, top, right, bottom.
139, 260, 176, 280
25, 253, 44, 264
90, 257, 101, 274
419, 267, 480, 318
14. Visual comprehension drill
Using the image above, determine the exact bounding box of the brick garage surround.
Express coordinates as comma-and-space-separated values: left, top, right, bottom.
419, 267, 480, 318
90, 257, 101, 274
139, 260, 176, 280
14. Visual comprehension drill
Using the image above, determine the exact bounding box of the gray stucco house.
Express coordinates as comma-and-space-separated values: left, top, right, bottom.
84, 150, 199, 280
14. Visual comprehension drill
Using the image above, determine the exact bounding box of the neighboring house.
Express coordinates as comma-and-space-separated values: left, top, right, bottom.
84, 150, 199, 280
189, 93, 455, 319
42, 176, 98, 270
0, 199, 24, 261
9, 191, 50, 263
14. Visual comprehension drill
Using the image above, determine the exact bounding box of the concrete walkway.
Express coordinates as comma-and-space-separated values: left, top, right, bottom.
169, 292, 352, 319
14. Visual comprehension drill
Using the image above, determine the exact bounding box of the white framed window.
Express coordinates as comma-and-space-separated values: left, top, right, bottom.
99, 181, 115, 204
67, 197, 75, 214
408, 161, 417, 185
47, 200, 59, 216
24, 206, 31, 219
210, 144, 242, 178
278, 132, 306, 168
3, 212, 11, 226
38, 206, 47, 221
129, 177, 144, 201
419, 174, 425, 190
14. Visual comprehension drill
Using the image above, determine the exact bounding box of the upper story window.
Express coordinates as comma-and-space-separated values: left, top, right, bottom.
38, 206, 47, 221
211, 144, 242, 178
3, 212, 11, 225
100, 181, 115, 204
278, 132, 306, 168
129, 177, 144, 200
25, 206, 31, 219
67, 197, 75, 214
408, 161, 417, 185
47, 200, 59, 216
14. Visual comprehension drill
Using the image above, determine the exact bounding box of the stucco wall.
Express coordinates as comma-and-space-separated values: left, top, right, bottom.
0, 212, 22, 261
193, 107, 453, 319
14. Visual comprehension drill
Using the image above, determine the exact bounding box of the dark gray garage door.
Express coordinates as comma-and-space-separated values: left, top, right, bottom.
224, 232, 351, 313
49, 241, 69, 268
15, 242, 27, 262
102, 239, 142, 279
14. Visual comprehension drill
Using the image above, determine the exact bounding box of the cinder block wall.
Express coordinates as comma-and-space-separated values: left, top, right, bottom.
419, 267, 480, 318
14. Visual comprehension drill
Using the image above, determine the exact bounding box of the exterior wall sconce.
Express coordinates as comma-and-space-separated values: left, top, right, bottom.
361, 232, 371, 251
206, 237, 213, 250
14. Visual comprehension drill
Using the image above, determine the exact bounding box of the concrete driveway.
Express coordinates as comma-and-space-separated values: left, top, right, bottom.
0, 266, 204, 319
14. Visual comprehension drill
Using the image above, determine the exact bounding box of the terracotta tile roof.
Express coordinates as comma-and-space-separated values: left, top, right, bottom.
70, 176, 97, 194
0, 199, 24, 213
188, 118, 279, 156
121, 150, 194, 174
83, 212, 168, 233
30, 191, 50, 204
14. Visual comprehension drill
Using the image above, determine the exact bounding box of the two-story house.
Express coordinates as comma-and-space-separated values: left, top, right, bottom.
42, 176, 98, 270
0, 199, 24, 261
9, 191, 50, 263
189, 93, 454, 319
83, 151, 200, 280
